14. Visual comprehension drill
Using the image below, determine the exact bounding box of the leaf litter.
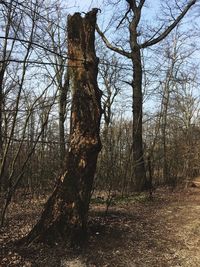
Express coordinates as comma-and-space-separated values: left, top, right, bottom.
1, 187, 200, 266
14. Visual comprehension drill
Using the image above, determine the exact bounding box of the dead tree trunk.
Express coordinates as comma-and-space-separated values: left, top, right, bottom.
21, 9, 102, 246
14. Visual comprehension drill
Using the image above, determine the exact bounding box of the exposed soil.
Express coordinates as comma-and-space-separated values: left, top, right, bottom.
1, 187, 200, 266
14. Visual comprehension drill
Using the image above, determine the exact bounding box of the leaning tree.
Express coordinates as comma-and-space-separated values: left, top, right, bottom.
21, 9, 102, 246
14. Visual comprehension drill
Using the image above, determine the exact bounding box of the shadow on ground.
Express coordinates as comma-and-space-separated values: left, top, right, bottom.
1, 188, 200, 266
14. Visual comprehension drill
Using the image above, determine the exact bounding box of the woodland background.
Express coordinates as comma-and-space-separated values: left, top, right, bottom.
1, 0, 200, 266
0, 0, 200, 202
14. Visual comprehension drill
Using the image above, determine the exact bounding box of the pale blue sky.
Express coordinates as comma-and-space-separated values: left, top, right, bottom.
70, 0, 104, 13
66, 0, 200, 116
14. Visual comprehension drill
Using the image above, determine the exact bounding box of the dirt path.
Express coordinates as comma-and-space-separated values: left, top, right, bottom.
1, 188, 200, 266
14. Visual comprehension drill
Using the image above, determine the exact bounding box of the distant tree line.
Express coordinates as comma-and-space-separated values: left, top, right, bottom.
0, 0, 199, 232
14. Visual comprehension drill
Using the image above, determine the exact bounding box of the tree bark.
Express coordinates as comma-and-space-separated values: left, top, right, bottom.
21, 9, 102, 246
129, 15, 146, 191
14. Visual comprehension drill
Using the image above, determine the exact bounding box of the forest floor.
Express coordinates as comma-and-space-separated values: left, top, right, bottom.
1, 186, 200, 266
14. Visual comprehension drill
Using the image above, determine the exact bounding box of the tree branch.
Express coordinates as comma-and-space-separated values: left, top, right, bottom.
140, 0, 196, 48
96, 24, 132, 59
138, 0, 145, 10
0, 36, 64, 59
126, 0, 145, 11
126, 0, 136, 11
116, 7, 131, 29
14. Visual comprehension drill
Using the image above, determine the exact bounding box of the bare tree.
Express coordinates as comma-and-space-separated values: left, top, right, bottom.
96, 0, 197, 191
0, 0, 66, 223
44, 2, 70, 168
